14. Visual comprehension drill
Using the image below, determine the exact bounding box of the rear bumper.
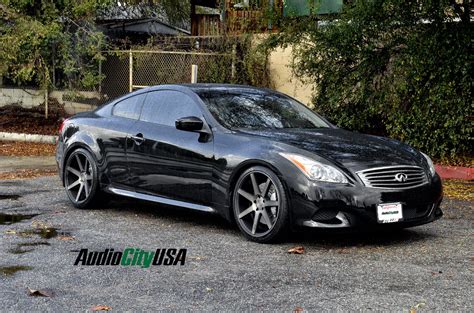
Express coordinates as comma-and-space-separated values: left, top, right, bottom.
289, 174, 443, 230
56, 139, 64, 185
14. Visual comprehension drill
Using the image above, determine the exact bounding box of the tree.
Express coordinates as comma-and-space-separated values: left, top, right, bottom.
262, 0, 473, 160
0, 0, 190, 90
0, 1, 112, 90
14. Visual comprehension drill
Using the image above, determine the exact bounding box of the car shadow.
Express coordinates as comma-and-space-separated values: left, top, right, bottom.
107, 198, 233, 231
104, 197, 438, 247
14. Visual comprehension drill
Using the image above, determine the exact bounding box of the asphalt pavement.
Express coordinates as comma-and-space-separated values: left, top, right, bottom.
0, 176, 473, 311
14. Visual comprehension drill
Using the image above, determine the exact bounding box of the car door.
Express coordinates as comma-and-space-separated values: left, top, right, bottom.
101, 93, 145, 188
126, 89, 214, 206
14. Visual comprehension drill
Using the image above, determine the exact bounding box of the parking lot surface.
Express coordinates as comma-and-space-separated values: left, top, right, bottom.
1, 176, 473, 311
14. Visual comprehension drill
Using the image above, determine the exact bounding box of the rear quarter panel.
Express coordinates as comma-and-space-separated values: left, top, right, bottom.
59, 111, 132, 188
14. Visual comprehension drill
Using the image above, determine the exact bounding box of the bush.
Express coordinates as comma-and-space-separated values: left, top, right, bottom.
264, 0, 473, 160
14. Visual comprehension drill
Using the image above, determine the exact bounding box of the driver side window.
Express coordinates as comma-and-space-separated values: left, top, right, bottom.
140, 90, 202, 127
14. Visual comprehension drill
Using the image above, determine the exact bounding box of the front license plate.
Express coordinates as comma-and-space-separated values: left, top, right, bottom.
377, 203, 403, 223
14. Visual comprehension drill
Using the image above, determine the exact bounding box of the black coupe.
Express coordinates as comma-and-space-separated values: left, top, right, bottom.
56, 84, 443, 243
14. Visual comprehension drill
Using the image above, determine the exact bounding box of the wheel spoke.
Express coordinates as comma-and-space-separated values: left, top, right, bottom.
76, 154, 84, 171
84, 159, 89, 173
251, 212, 261, 235
238, 189, 255, 202
261, 209, 273, 229
265, 200, 279, 207
76, 183, 83, 202
84, 180, 90, 197
250, 173, 259, 195
67, 166, 81, 177
238, 204, 255, 219
67, 179, 81, 190
260, 178, 271, 196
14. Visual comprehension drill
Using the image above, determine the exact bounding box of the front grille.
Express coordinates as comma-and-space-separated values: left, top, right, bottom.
357, 165, 428, 190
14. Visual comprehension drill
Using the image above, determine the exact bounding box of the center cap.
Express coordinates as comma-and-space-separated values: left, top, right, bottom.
256, 197, 265, 209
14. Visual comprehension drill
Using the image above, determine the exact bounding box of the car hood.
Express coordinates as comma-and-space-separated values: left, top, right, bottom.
236, 128, 423, 172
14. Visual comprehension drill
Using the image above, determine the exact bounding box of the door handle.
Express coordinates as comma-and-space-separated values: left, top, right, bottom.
131, 133, 145, 145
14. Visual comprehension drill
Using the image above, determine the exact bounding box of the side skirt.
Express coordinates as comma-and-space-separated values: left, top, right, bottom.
106, 187, 216, 213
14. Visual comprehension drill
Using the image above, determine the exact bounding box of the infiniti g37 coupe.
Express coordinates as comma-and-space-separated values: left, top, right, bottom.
56, 84, 443, 243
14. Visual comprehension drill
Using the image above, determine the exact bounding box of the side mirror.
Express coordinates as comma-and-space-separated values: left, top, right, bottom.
175, 116, 204, 132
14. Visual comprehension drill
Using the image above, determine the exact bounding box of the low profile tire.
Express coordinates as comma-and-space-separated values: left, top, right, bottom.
64, 148, 103, 209
233, 166, 289, 243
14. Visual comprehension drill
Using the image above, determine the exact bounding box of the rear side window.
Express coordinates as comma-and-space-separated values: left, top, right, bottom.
140, 90, 202, 127
112, 94, 145, 119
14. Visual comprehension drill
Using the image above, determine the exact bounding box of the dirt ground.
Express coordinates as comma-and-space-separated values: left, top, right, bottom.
0, 141, 56, 157
0, 105, 65, 136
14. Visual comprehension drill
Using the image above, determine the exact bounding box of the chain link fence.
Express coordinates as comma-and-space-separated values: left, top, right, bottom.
100, 50, 234, 104
1, 48, 235, 121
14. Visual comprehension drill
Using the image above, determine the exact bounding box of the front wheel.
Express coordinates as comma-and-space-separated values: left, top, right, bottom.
233, 166, 289, 243
64, 148, 103, 209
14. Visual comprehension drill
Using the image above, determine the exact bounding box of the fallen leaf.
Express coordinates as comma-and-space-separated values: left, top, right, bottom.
189, 256, 205, 261
442, 180, 474, 202
294, 307, 304, 313
410, 302, 426, 312
5, 230, 16, 235
57, 235, 75, 241
0, 168, 57, 180
336, 248, 351, 254
91, 305, 112, 311
288, 246, 305, 254
205, 287, 213, 292
27, 287, 51, 297
0, 140, 56, 157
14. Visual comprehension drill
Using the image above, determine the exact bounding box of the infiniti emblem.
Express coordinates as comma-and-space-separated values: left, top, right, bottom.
394, 173, 408, 182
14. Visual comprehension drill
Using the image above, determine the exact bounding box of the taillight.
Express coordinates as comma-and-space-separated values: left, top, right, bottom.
58, 118, 68, 135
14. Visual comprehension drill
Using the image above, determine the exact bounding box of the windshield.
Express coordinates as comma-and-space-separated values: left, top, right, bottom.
197, 90, 330, 130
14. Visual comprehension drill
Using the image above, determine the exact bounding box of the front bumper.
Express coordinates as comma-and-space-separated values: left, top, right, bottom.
289, 174, 443, 230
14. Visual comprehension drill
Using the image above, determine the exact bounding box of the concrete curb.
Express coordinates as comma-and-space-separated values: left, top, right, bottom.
0, 131, 57, 144
435, 164, 473, 180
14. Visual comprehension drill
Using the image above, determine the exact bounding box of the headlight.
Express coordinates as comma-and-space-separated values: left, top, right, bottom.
421, 152, 436, 176
279, 153, 348, 184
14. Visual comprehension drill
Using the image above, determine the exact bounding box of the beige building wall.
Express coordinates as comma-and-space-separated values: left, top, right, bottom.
267, 46, 314, 107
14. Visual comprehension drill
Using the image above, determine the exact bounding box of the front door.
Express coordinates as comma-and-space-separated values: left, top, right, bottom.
126, 90, 214, 206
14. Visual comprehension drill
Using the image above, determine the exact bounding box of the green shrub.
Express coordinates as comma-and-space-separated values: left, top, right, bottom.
264, 0, 473, 160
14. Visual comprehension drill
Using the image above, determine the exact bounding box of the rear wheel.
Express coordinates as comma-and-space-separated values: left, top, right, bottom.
233, 166, 289, 243
64, 148, 103, 209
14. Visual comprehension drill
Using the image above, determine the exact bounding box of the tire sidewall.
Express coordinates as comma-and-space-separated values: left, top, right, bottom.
233, 166, 289, 243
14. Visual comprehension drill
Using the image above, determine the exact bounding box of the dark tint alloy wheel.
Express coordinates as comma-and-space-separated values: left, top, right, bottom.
233, 166, 289, 243
64, 148, 102, 209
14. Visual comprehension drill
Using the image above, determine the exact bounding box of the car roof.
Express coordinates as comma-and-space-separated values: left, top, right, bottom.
183, 83, 275, 94
138, 83, 276, 95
